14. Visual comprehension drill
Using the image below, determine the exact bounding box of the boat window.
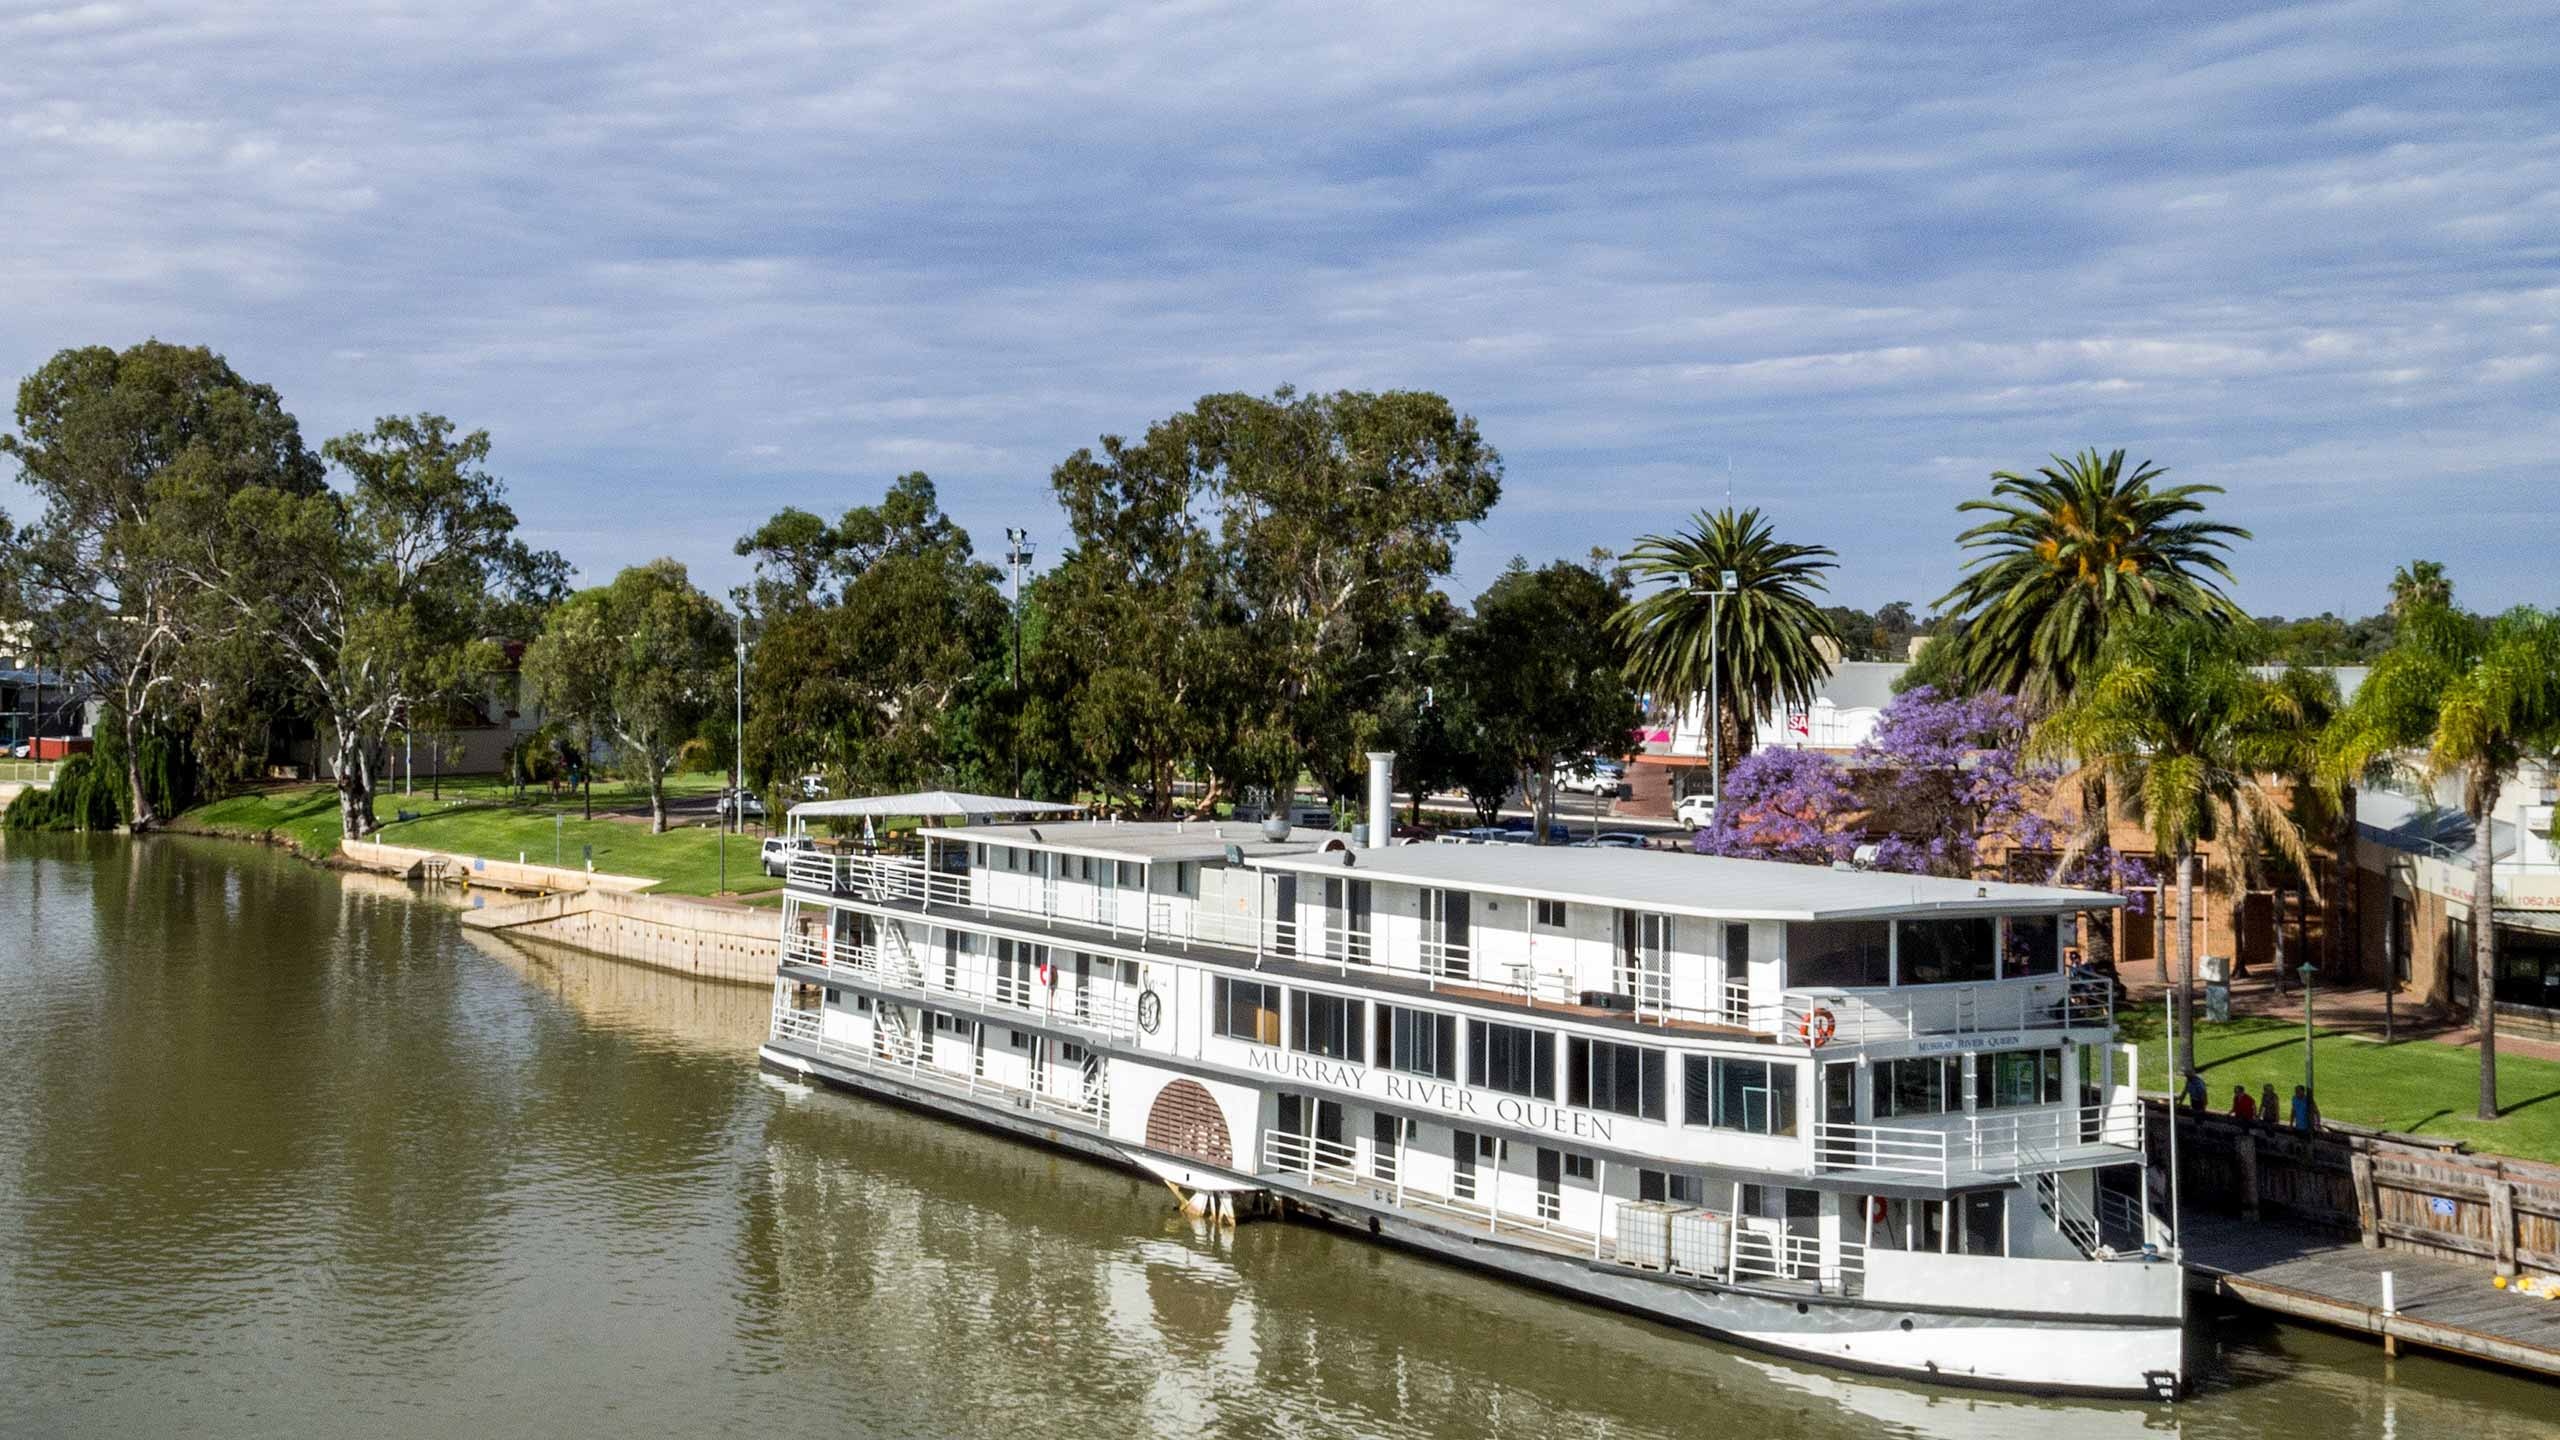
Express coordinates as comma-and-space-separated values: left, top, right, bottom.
1974, 1048, 2065, 1109
1289, 991, 1365, 1061
1564, 1153, 1595, 1182
1375, 1004, 1457, 1081
1535, 898, 1567, 929
1468, 1020, 1555, 1100
1682, 1056, 1799, 1135
1871, 1055, 1963, 1117
1895, 917, 1997, 985
1567, 1036, 1666, 1120
1213, 977, 1282, 1046
2001, 915, 2062, 977
1785, 919, 1890, 989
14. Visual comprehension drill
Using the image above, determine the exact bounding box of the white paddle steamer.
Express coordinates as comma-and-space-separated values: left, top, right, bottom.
758, 758, 2185, 1399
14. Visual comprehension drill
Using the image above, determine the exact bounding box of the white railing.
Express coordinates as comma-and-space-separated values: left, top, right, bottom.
1257, 1131, 1593, 1247
1780, 974, 2113, 1048
2035, 1168, 2106, 1258
1814, 1103, 2141, 1183
1730, 1225, 1864, 1292
767, 996, 1109, 1123
778, 927, 1142, 1041
0, 760, 59, 786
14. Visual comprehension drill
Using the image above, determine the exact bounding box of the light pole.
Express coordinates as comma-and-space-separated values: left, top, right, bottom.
2300, 962, 2319, 1107
1003, 527, 1035, 798
1703, 567, 1738, 823
734, 636, 747, 835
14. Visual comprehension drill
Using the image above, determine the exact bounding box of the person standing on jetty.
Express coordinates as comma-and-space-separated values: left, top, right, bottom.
2231, 1085, 2257, 1123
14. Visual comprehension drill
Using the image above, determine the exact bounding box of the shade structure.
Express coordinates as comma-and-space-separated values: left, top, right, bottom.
786, 790, 1084, 833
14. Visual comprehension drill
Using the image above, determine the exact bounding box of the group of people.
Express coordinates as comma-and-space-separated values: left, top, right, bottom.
2183, 1069, 2320, 1132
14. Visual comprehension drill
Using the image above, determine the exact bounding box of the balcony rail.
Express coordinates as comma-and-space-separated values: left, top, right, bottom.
1258, 1130, 1595, 1249
1781, 974, 2113, 1047
1813, 1102, 2140, 1183
780, 927, 1142, 1040
1731, 1224, 1864, 1292
766, 996, 1109, 1123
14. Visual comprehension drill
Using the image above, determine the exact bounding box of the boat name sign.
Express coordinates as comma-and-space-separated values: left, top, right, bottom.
1909, 1032, 2024, 1055
1243, 1047, 1618, 1142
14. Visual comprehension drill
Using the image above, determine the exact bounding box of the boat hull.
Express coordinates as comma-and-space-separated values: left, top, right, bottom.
759, 1040, 2184, 1401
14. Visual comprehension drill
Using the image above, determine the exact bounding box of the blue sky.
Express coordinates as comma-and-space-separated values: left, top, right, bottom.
3, 1, 2554, 615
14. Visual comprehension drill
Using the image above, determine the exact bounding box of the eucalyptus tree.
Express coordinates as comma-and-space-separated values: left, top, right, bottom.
2042, 618, 2325, 1076
170, 414, 561, 839
1610, 506, 1842, 769
1442, 559, 1640, 840
736, 475, 1006, 798
1, 341, 324, 828
1193, 387, 1502, 805
2323, 602, 2560, 1118
524, 560, 732, 833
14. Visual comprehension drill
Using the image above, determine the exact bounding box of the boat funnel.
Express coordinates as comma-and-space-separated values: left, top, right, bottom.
1366, 751, 1395, 849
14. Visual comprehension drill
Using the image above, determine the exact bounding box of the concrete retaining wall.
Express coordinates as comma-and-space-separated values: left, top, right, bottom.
340, 839, 659, 895
463, 886, 778, 986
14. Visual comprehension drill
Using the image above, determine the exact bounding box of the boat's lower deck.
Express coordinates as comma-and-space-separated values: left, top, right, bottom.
760, 1030, 2186, 1401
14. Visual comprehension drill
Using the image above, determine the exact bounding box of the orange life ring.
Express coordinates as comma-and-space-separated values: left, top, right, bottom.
1868, 1197, 1889, 1225
1799, 1006, 1838, 1048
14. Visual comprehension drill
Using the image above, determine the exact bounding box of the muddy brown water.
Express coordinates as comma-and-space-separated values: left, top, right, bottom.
2, 832, 2551, 1438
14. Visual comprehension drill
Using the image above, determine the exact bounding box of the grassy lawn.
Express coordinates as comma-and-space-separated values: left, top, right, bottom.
175, 773, 781, 898
2123, 1006, 2560, 1164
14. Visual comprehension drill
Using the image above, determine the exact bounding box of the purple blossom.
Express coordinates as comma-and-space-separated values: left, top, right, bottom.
1695, 685, 2152, 910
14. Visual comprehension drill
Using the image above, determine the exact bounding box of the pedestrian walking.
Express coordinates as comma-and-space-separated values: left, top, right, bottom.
2258, 1082, 2280, 1127
2184, 1070, 2207, 1115
2231, 1085, 2256, 1123
2290, 1084, 2314, 1132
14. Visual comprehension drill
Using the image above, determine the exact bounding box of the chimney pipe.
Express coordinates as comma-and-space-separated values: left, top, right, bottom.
1366, 751, 1395, 849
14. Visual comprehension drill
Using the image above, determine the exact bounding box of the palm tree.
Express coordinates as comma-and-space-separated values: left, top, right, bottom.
2042, 617, 2324, 1077
1936, 449, 2249, 975
1937, 450, 2249, 707
1611, 507, 1842, 774
2386, 560, 2451, 617
2322, 602, 2560, 1119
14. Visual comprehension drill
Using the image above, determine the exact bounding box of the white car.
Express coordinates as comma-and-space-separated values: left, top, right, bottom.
717, 790, 767, 821
1554, 759, 1628, 797
1674, 793, 1718, 829
761, 835, 814, 875
797, 774, 830, 799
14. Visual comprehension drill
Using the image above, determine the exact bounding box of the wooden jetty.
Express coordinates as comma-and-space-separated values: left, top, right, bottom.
2183, 1210, 2560, 1378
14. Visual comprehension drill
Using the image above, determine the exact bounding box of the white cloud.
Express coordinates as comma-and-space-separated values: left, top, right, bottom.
1, 0, 2553, 615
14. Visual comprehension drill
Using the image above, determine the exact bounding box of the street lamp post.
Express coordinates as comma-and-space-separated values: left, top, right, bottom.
2300, 962, 2319, 1106
1704, 567, 1738, 822
1003, 528, 1035, 798
734, 637, 747, 836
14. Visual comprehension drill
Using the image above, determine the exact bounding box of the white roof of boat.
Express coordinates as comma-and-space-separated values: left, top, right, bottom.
916, 818, 1340, 865
789, 790, 1086, 821
1253, 843, 2123, 922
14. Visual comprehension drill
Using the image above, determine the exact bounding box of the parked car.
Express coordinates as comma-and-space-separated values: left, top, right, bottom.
717, 789, 767, 821
797, 774, 830, 799
761, 834, 814, 875
1673, 793, 1718, 829
1553, 757, 1629, 797
1574, 831, 1652, 849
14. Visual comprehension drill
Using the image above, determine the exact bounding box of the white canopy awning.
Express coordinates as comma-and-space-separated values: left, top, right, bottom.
787, 790, 1085, 830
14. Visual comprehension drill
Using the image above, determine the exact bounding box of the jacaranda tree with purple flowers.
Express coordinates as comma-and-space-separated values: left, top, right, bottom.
1698, 686, 2152, 922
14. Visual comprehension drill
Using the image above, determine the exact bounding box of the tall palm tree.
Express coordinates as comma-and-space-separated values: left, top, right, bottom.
1611, 507, 1841, 774
2042, 617, 2323, 1077
2386, 559, 2451, 617
1937, 449, 2249, 707
1937, 449, 2249, 974
2322, 602, 2560, 1119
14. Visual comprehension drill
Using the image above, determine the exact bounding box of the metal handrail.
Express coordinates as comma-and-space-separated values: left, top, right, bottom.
766, 999, 1108, 1122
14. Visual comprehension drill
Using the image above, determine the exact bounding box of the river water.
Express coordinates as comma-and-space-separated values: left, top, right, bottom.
1, 833, 2550, 1439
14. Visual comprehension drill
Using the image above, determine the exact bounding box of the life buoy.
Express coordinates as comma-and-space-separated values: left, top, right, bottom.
1868, 1197, 1889, 1226
1799, 1005, 1838, 1048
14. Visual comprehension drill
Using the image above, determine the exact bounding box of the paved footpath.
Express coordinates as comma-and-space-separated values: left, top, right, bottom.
2183, 1209, 2560, 1379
